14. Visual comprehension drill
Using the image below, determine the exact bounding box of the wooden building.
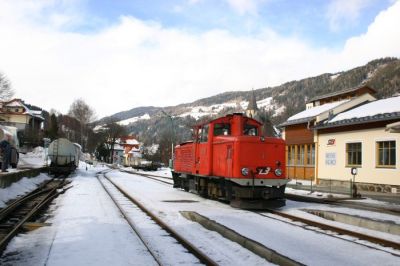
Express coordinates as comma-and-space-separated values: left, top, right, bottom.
280, 87, 376, 181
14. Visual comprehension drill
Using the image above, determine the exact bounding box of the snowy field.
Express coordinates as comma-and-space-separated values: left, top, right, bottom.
0, 173, 51, 208
1, 164, 399, 265
18, 147, 47, 168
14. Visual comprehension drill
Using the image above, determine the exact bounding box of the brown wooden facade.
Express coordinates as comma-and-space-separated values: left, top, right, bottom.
284, 123, 315, 180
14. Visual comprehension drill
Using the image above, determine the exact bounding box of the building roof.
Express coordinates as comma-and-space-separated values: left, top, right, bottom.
386, 121, 400, 133
308, 85, 376, 103
316, 96, 400, 129
125, 139, 139, 145
279, 100, 349, 127
1, 99, 44, 121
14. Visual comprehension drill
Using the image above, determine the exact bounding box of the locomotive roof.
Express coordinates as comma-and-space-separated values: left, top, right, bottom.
194, 113, 262, 127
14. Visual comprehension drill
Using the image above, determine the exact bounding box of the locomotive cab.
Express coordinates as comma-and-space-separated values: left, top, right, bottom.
173, 113, 289, 209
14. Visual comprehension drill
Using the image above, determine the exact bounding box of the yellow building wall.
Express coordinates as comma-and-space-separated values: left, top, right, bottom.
317, 127, 400, 185
0, 114, 29, 124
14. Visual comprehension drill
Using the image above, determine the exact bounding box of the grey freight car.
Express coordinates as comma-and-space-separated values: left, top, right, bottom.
48, 138, 81, 174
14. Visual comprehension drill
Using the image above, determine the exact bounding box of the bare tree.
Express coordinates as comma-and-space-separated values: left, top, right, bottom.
68, 98, 96, 150
68, 98, 96, 125
104, 120, 126, 163
0, 72, 14, 101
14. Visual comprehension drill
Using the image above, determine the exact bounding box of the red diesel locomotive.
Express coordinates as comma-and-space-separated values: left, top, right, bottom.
172, 113, 289, 209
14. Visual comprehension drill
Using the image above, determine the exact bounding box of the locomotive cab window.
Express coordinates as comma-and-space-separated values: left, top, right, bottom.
199, 125, 209, 142
243, 123, 258, 136
214, 123, 231, 136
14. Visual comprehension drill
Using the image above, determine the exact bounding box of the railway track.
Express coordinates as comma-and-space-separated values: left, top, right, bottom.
286, 193, 400, 216
125, 168, 400, 215
257, 209, 400, 255
118, 169, 400, 252
120, 169, 173, 185
97, 172, 217, 266
0, 178, 70, 255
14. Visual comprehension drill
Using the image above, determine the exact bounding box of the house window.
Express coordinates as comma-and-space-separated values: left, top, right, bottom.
297, 145, 305, 165
376, 141, 396, 167
288, 145, 295, 166
346, 142, 362, 167
306, 144, 315, 165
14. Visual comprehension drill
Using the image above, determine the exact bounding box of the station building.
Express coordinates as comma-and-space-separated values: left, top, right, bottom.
279, 86, 376, 182
315, 96, 400, 192
280, 86, 400, 192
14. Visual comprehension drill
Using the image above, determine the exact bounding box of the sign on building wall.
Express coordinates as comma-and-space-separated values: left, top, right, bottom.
327, 139, 336, 146
325, 152, 336, 165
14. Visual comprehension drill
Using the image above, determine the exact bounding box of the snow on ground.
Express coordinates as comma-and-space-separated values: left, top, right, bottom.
0, 166, 158, 266
330, 73, 341, 80
178, 97, 275, 119
107, 170, 270, 266
257, 97, 273, 108
2, 165, 399, 265
108, 170, 400, 265
117, 113, 150, 126
1, 165, 269, 266
285, 187, 348, 199
0, 173, 51, 208
18, 146, 47, 168
136, 167, 172, 177
273, 104, 285, 116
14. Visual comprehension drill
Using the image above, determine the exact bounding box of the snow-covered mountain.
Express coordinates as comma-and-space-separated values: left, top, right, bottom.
96, 58, 400, 145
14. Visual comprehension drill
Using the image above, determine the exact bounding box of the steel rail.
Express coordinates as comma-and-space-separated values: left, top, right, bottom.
261, 209, 400, 252
121, 169, 400, 250
0, 182, 55, 222
285, 193, 400, 216
103, 173, 218, 266
96, 175, 162, 266
0, 179, 67, 255
120, 169, 173, 185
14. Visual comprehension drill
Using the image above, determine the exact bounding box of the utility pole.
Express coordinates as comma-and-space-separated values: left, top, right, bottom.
161, 110, 175, 168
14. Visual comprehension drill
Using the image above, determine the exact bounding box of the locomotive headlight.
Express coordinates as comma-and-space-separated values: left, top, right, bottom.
274, 168, 282, 176
241, 167, 249, 176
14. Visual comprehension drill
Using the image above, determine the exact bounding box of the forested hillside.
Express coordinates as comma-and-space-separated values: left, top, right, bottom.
98, 57, 400, 160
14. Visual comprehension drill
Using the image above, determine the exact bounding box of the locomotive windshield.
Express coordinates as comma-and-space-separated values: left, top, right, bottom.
214, 123, 231, 136
198, 125, 209, 142
243, 123, 258, 136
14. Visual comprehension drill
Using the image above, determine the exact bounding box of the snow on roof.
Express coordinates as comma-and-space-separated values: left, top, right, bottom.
3, 99, 44, 120
288, 100, 349, 121
5, 101, 24, 107
125, 139, 139, 145
113, 144, 124, 150
330, 96, 400, 123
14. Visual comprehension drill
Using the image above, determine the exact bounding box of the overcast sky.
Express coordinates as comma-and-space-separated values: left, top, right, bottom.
0, 0, 399, 118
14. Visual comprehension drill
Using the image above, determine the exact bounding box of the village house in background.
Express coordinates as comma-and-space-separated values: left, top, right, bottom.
121, 136, 141, 166
280, 86, 400, 192
0, 98, 44, 150
110, 136, 141, 165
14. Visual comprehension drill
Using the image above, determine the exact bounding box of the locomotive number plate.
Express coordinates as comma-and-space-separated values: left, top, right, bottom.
257, 167, 271, 175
